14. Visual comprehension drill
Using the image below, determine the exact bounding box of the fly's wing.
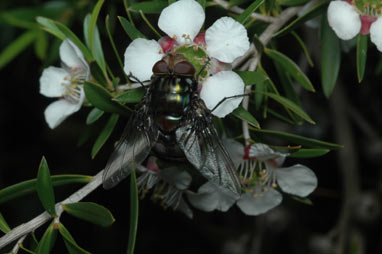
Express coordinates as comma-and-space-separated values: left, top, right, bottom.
176, 99, 242, 195
103, 104, 158, 189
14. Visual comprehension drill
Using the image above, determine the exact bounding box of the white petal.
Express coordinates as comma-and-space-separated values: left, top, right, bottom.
370, 17, 382, 52
200, 71, 244, 118
124, 38, 164, 81
158, 0, 205, 44
176, 197, 193, 219
187, 182, 237, 212
327, 1, 361, 40
237, 188, 282, 216
39, 67, 69, 98
59, 39, 88, 70
276, 164, 317, 197
249, 143, 286, 163
205, 17, 249, 63
44, 99, 82, 129
160, 167, 192, 190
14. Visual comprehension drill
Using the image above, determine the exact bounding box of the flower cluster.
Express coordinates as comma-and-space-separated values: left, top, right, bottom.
328, 0, 382, 51
124, 0, 250, 117
39, 39, 90, 129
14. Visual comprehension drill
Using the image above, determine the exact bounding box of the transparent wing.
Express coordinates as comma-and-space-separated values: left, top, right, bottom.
103, 105, 158, 189
176, 99, 242, 195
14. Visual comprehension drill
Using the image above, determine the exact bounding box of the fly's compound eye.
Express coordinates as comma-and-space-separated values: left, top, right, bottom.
174, 61, 196, 77
153, 60, 169, 75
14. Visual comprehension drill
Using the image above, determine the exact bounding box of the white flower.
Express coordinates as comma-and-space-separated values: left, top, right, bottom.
123, 0, 250, 117
136, 158, 194, 218
327, 0, 382, 52
235, 143, 318, 216
39, 39, 89, 129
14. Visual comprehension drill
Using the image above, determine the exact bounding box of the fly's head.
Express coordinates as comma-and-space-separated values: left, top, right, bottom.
152, 53, 196, 79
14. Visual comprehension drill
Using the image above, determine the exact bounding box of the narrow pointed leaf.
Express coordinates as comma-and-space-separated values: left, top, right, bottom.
278, 0, 309, 6
274, 0, 329, 37
289, 148, 330, 158
0, 175, 92, 205
63, 202, 115, 227
84, 81, 130, 115
258, 91, 315, 124
118, 16, 146, 40
236, 0, 264, 24
58, 223, 91, 254
232, 105, 260, 128
321, 14, 340, 98
129, 1, 168, 14
91, 113, 119, 158
356, 34, 368, 83
0, 30, 36, 68
114, 87, 145, 104
106, 15, 125, 76
0, 212, 11, 233
86, 107, 105, 125
127, 170, 139, 254
89, 0, 106, 73
36, 222, 57, 254
291, 31, 314, 67
34, 29, 48, 60
36, 157, 56, 216
265, 48, 315, 92
251, 128, 342, 149
36, 16, 65, 40
236, 70, 269, 86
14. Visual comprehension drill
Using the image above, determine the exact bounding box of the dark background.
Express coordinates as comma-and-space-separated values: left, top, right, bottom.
0, 0, 381, 253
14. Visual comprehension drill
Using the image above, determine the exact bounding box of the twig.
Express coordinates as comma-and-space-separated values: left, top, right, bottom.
0, 170, 104, 250
213, 0, 277, 23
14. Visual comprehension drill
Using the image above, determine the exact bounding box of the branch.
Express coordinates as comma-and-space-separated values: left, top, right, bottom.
0, 170, 104, 250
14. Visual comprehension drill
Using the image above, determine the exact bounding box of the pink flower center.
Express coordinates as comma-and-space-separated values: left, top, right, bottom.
193, 31, 206, 46
158, 36, 178, 54
146, 157, 160, 172
360, 15, 377, 35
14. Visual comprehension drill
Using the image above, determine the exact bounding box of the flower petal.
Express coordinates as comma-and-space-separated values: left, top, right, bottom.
39, 66, 69, 98
158, 0, 205, 44
205, 17, 249, 63
187, 182, 237, 212
223, 138, 245, 168
276, 164, 317, 197
124, 38, 164, 81
237, 188, 282, 216
44, 99, 82, 129
249, 143, 286, 163
200, 71, 244, 118
59, 39, 88, 70
370, 17, 382, 52
327, 1, 361, 40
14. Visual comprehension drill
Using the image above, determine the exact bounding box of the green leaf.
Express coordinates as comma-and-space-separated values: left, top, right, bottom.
277, 0, 310, 6
58, 223, 91, 254
36, 222, 57, 254
321, 13, 340, 98
291, 196, 313, 205
90, 61, 108, 86
114, 87, 145, 104
34, 30, 48, 60
289, 148, 330, 158
264, 48, 315, 92
257, 91, 315, 124
86, 107, 105, 125
36, 16, 65, 40
63, 202, 115, 227
356, 34, 368, 83
236, 70, 269, 86
0, 212, 11, 233
251, 127, 342, 149
106, 15, 125, 78
118, 16, 146, 40
0, 30, 36, 69
232, 105, 260, 128
236, 0, 264, 24
91, 113, 119, 158
129, 1, 168, 14
88, 0, 106, 73
84, 81, 130, 115
36, 157, 56, 216
0, 175, 92, 205
274, 0, 329, 37
127, 171, 139, 254
291, 31, 314, 67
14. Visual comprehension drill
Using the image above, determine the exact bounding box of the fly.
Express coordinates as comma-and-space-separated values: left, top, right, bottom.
102, 53, 241, 194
